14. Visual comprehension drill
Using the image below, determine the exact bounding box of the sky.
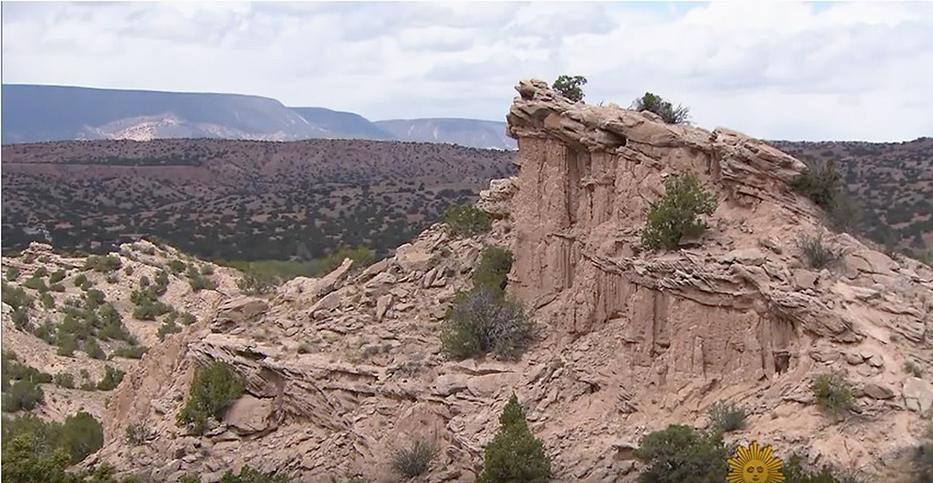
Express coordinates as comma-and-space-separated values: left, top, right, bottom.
2, 1, 932, 141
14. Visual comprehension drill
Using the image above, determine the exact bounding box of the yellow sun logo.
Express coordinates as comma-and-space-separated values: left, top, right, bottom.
727, 441, 785, 483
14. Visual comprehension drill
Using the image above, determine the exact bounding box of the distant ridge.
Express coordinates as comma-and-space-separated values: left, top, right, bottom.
374, 118, 515, 150
1, 84, 514, 149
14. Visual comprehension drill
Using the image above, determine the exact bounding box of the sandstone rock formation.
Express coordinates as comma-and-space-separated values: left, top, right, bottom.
20, 80, 932, 482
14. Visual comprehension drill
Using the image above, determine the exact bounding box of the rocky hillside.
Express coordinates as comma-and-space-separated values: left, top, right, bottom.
773, 138, 933, 253
15, 80, 921, 482
1, 240, 243, 434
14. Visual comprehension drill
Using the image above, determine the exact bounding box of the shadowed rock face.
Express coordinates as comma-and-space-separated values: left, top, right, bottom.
79, 80, 932, 482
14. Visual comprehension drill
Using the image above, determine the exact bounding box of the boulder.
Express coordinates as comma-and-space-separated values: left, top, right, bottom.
395, 243, 434, 272
477, 177, 518, 218
211, 297, 268, 332
375, 294, 393, 321
432, 374, 469, 396
723, 248, 766, 266
903, 377, 933, 413
309, 291, 342, 313
224, 394, 275, 435
861, 383, 895, 400
792, 269, 818, 290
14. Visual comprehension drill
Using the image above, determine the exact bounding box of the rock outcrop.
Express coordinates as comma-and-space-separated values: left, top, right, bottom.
89, 80, 932, 482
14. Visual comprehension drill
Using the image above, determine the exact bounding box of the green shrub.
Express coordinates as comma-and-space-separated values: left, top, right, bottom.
218, 465, 291, 483
85, 289, 106, 309
0, 433, 73, 482
552, 75, 587, 102
40, 292, 55, 309
34, 320, 56, 344
2, 282, 34, 310
56, 333, 77, 357
811, 373, 854, 418
391, 439, 438, 478
188, 273, 218, 292
54, 373, 76, 389
2, 379, 44, 412
11, 308, 30, 331
59, 411, 104, 463
2, 412, 105, 475
790, 160, 862, 232
84, 255, 122, 273
132, 299, 172, 320
34, 266, 48, 277
477, 394, 551, 483
827, 191, 861, 231
200, 264, 214, 275
634, 425, 727, 482
23, 276, 48, 292
96, 366, 125, 391
441, 288, 536, 360
916, 425, 933, 483
157, 317, 182, 341
73, 274, 88, 288
641, 173, 716, 250
707, 401, 747, 433
123, 266, 134, 276
168, 259, 187, 273
782, 453, 856, 483
443, 204, 491, 237
154, 270, 169, 288
49, 269, 66, 284
83, 339, 106, 360
797, 234, 842, 269
2, 351, 52, 391
905, 360, 924, 377
6, 266, 21, 281
177, 362, 245, 434
473, 247, 513, 295
179, 312, 197, 325
632, 92, 690, 124
113, 346, 148, 360
123, 423, 153, 446
791, 160, 840, 208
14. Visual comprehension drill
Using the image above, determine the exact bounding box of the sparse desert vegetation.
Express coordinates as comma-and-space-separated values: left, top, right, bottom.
641, 173, 716, 250
1, 139, 513, 262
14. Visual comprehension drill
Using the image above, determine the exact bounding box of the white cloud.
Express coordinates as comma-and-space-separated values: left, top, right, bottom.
2, 1, 932, 140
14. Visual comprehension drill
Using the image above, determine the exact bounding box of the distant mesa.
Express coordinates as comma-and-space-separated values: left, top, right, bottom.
1, 84, 517, 149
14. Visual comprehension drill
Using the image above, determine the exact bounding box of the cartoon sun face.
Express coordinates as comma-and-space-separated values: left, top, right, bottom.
727, 441, 785, 483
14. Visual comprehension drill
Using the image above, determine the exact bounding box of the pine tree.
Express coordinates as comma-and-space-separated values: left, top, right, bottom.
477, 394, 551, 483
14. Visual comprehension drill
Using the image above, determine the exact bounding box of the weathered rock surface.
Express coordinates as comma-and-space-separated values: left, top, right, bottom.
85, 80, 933, 482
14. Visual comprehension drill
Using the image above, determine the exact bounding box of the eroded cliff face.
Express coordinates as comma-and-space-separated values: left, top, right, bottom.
93, 81, 933, 482
503, 80, 932, 477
